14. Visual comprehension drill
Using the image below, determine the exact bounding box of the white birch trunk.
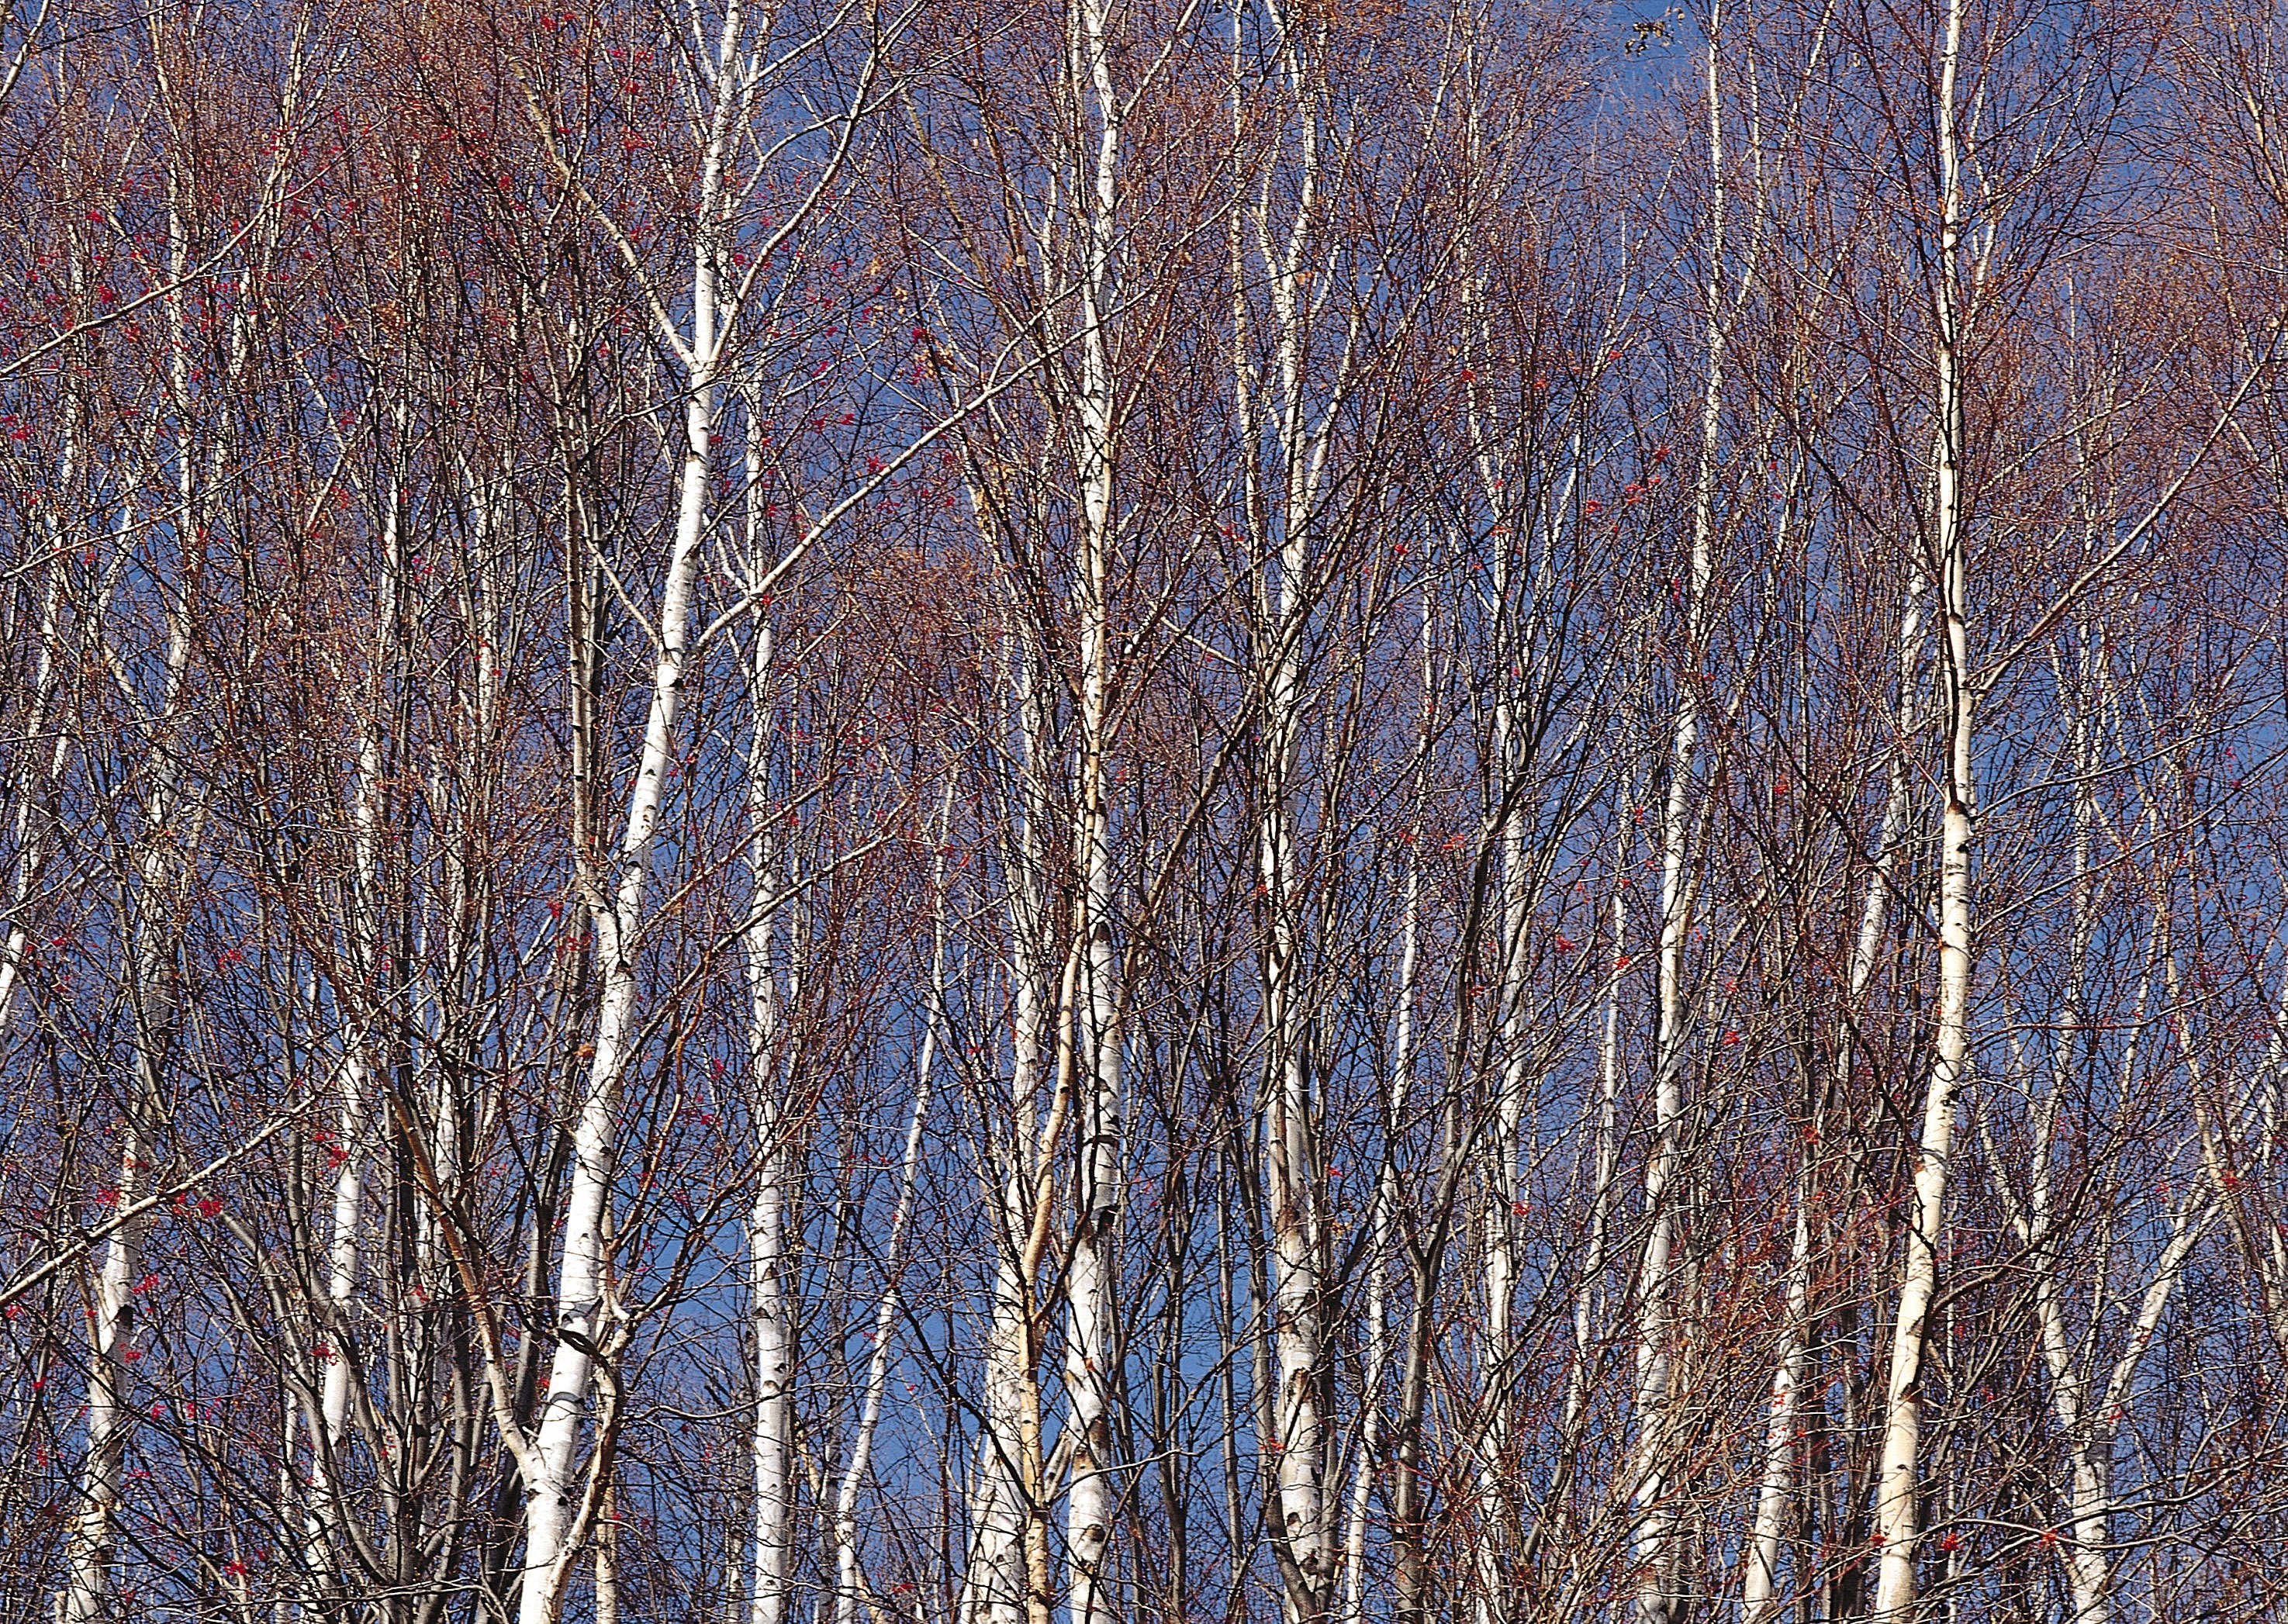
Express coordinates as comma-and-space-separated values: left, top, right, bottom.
1249, 10, 1342, 1606
519, 417, 710, 1621
1339, 590, 1431, 1624
1062, 0, 1124, 1608
1872, 0, 1970, 1598
0, 565, 66, 1032
305, 460, 399, 1593
1565, 866, 1627, 1447
748, 611, 797, 1624
965, 621, 1057, 1624
59, 1114, 147, 1624
517, 3, 769, 1608
1478, 538, 1531, 1623
1740, 1202, 1809, 1620
520, 228, 723, 1624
